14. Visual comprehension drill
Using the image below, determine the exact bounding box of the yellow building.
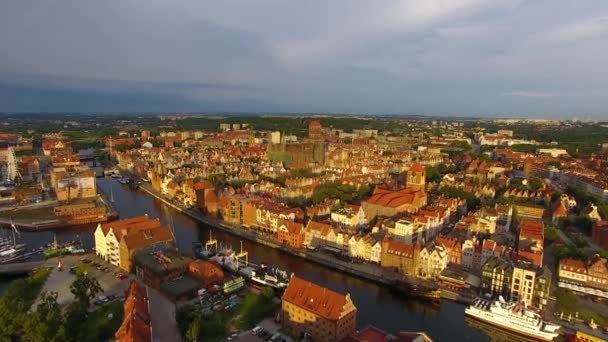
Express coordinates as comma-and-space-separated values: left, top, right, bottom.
94, 216, 174, 271
281, 275, 357, 342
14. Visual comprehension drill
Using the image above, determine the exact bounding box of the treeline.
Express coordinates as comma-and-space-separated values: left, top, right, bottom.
176, 287, 277, 342
566, 186, 608, 219
0, 269, 117, 342
312, 182, 373, 205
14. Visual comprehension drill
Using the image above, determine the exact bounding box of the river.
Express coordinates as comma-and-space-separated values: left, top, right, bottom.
2, 177, 496, 341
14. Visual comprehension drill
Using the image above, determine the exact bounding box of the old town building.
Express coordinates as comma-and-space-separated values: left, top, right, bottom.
281, 275, 357, 342
558, 256, 608, 299
115, 281, 151, 342
380, 237, 421, 276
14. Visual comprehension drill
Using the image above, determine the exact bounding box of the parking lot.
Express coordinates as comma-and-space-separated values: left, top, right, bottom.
233, 318, 291, 342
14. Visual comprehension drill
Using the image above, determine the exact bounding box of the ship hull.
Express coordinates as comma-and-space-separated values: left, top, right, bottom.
249, 276, 287, 290
465, 307, 558, 341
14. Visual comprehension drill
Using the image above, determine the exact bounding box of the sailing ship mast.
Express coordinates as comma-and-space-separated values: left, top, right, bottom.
110, 180, 114, 202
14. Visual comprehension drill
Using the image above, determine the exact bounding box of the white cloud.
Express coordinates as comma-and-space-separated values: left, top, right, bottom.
541, 16, 608, 44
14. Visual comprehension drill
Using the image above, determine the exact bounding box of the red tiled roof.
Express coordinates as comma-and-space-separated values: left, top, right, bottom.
366, 189, 421, 208
353, 326, 389, 342
116, 281, 151, 342
100, 216, 154, 237
519, 220, 544, 242
386, 240, 419, 257
122, 225, 174, 250
552, 201, 567, 216
513, 250, 543, 266
282, 275, 353, 321
409, 162, 424, 173
560, 258, 586, 272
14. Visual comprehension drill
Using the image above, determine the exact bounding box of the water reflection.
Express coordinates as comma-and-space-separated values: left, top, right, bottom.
465, 317, 538, 342
4, 177, 491, 341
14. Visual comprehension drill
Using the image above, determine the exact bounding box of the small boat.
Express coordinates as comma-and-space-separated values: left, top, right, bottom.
250, 263, 290, 290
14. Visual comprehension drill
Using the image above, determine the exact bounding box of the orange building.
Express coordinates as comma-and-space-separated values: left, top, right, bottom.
518, 220, 544, 245
277, 220, 305, 249
188, 260, 225, 287
119, 225, 175, 272
194, 181, 218, 216
115, 281, 151, 342
281, 275, 357, 342
362, 187, 427, 222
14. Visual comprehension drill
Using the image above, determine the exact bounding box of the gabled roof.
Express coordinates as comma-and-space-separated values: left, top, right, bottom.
122, 225, 174, 250
282, 275, 353, 321
100, 216, 155, 238
409, 162, 425, 173
306, 221, 332, 235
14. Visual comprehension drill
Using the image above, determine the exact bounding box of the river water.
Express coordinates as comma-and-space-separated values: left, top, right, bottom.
2, 177, 497, 341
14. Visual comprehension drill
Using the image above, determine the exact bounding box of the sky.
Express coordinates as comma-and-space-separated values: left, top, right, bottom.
1, 0, 607, 118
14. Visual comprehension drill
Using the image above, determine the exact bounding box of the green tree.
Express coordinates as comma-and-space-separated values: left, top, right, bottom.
545, 225, 559, 242
260, 286, 275, 300
573, 216, 593, 235
70, 274, 103, 304
23, 292, 66, 342
529, 178, 544, 192
185, 317, 201, 342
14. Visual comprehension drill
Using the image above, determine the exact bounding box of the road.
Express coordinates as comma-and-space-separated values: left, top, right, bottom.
147, 287, 181, 342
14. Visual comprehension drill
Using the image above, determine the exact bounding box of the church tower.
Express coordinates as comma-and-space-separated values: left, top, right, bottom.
406, 162, 426, 192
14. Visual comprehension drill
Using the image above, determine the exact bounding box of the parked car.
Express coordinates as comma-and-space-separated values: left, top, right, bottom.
119, 274, 128, 280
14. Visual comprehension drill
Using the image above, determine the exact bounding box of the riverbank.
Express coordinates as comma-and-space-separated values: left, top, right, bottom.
136, 183, 473, 303
93, 176, 493, 341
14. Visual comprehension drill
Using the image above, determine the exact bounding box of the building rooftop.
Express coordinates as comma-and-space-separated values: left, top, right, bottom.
132, 245, 192, 276
282, 275, 354, 321
160, 274, 201, 299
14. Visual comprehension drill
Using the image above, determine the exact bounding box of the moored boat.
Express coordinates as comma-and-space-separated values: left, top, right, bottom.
465, 296, 560, 341
250, 263, 290, 290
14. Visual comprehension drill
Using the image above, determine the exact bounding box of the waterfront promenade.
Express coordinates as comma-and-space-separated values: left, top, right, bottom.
136, 183, 438, 292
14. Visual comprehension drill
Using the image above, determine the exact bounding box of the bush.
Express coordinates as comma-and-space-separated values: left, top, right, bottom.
239, 287, 278, 329
0, 267, 52, 338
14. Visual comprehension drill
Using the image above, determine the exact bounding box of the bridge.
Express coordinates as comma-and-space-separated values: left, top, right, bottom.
0, 260, 50, 276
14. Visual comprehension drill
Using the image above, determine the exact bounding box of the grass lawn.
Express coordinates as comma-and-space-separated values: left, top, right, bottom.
81, 300, 124, 341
